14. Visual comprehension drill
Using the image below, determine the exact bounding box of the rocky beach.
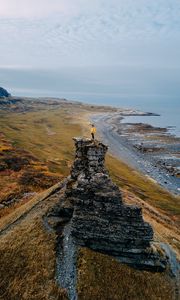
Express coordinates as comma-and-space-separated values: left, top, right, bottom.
90, 111, 180, 195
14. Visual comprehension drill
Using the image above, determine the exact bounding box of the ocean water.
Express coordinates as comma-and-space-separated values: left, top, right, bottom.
96, 98, 180, 137
1, 67, 180, 137
117, 98, 180, 137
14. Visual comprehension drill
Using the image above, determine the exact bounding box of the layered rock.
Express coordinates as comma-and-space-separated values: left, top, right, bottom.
48, 138, 167, 272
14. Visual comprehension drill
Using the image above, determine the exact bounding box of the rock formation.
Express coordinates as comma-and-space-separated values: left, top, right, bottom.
47, 138, 167, 273
0, 87, 11, 98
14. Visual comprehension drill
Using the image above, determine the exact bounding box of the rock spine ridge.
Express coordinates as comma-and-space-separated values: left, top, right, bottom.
48, 137, 167, 272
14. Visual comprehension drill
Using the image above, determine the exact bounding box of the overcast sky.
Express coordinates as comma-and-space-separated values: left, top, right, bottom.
0, 0, 180, 104
0, 0, 180, 69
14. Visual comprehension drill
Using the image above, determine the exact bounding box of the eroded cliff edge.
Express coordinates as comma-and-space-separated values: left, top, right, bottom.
46, 138, 168, 298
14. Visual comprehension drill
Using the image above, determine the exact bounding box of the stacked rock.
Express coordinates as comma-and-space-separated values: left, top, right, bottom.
61, 138, 166, 271
70, 137, 108, 179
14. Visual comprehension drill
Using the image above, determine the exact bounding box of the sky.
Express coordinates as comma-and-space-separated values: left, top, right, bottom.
0, 0, 180, 104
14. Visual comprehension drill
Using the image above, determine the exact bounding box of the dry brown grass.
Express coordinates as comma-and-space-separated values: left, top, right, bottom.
0, 182, 63, 232
0, 108, 82, 172
0, 140, 60, 209
77, 248, 174, 300
0, 186, 68, 300
0, 106, 82, 215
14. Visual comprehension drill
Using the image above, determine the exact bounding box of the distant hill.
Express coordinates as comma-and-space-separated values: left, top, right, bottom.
0, 87, 11, 98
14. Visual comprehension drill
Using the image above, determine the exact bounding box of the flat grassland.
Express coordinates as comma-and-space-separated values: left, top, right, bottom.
0, 102, 179, 300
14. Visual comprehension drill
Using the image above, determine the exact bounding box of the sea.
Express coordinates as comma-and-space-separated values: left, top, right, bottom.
87, 98, 180, 138
1, 68, 180, 137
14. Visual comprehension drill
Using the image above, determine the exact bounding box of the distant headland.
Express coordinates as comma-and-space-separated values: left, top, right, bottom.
0, 87, 11, 98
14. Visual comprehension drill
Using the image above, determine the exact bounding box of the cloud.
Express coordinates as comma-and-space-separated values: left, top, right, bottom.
0, 0, 180, 69
0, 0, 103, 19
0, 0, 77, 18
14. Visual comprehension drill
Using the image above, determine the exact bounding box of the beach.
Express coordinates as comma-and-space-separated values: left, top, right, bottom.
90, 111, 180, 195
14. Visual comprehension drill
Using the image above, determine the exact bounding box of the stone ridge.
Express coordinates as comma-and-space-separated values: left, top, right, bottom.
48, 138, 167, 272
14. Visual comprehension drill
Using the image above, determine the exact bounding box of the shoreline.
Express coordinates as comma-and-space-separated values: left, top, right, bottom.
90, 111, 180, 195
1, 95, 179, 195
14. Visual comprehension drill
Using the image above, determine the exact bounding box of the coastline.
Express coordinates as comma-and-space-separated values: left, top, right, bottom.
89, 111, 180, 195
1, 94, 179, 196
0, 95, 180, 264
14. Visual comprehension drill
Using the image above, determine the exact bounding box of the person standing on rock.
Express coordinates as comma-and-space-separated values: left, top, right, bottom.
91, 124, 96, 140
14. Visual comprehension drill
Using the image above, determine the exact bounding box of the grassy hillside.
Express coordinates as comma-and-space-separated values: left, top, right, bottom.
0, 108, 81, 174
77, 248, 174, 300
0, 184, 176, 300
0, 102, 179, 299
0, 184, 68, 300
0, 106, 83, 217
107, 155, 180, 219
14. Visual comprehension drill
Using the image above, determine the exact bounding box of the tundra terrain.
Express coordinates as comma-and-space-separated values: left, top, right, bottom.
0, 97, 179, 300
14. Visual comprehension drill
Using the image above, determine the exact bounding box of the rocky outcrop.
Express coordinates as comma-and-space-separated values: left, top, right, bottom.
0, 87, 11, 98
47, 138, 167, 272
